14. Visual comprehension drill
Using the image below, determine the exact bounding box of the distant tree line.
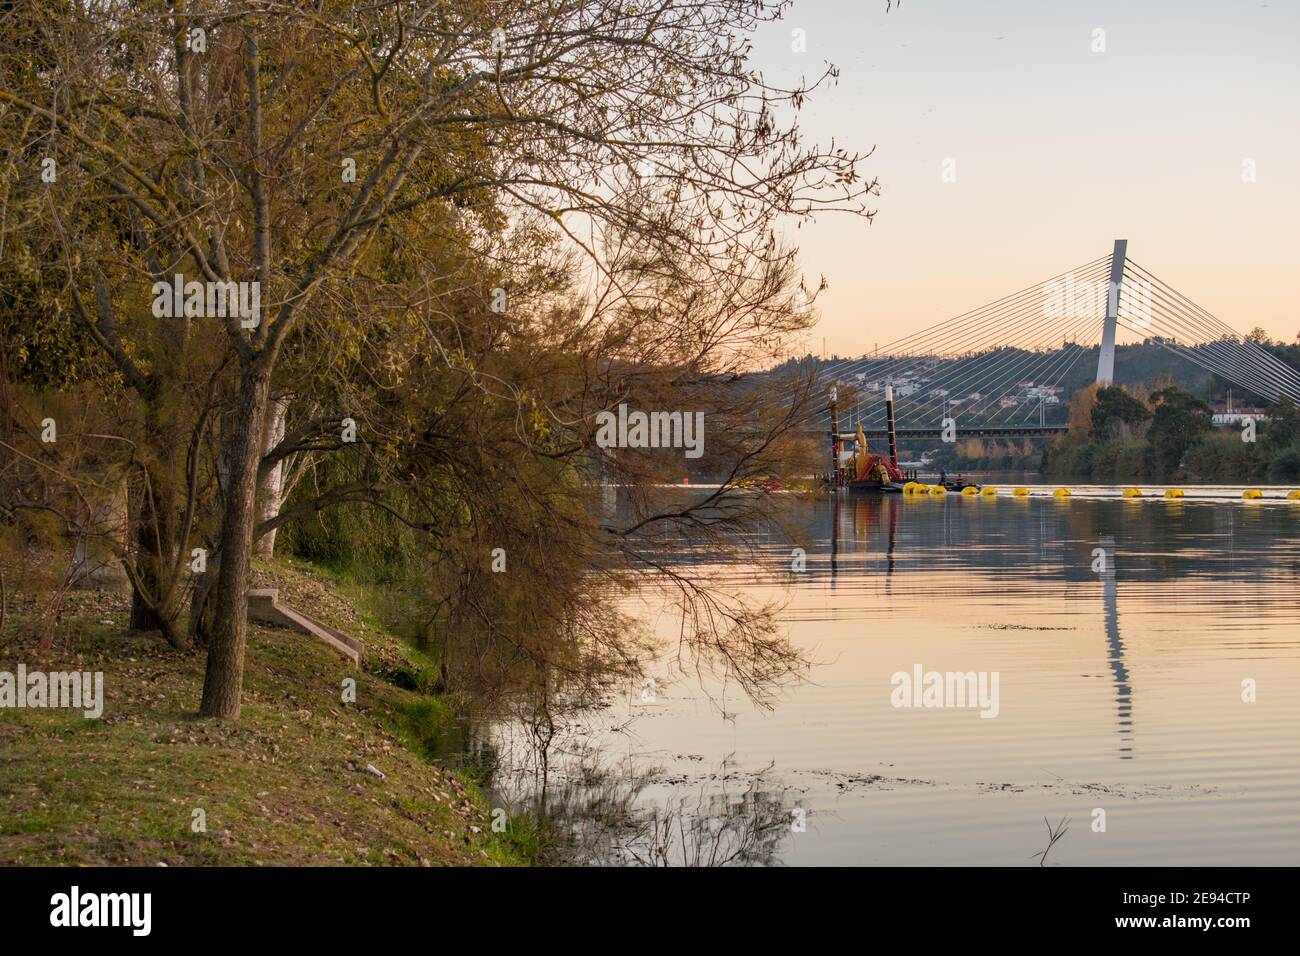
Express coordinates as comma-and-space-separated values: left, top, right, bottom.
1043, 383, 1300, 483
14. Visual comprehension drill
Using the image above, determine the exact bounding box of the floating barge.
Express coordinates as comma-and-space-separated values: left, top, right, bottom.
827, 384, 978, 494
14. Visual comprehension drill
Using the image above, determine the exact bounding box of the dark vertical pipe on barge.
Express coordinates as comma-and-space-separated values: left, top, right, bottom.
885, 383, 899, 470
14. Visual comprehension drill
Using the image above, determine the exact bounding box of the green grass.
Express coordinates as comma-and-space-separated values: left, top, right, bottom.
483, 811, 560, 866
0, 561, 528, 867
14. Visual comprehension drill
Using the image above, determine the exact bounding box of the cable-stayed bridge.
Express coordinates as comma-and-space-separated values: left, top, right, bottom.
810, 240, 1300, 442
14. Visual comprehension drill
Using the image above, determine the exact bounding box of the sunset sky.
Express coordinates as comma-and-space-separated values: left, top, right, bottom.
752, 0, 1300, 356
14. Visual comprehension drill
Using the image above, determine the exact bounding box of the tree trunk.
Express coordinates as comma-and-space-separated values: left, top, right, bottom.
128, 498, 168, 632
128, 420, 187, 648
188, 560, 218, 647
199, 364, 272, 718
254, 395, 288, 558
129, 582, 164, 631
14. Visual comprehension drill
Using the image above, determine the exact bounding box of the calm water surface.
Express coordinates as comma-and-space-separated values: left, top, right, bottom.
494, 487, 1300, 865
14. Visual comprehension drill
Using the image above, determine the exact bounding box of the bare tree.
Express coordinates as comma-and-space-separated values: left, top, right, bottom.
2, 0, 875, 717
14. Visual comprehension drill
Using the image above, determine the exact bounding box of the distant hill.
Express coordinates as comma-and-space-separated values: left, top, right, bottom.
768, 340, 1300, 427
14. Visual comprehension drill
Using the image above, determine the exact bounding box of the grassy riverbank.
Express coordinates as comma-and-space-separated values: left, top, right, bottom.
0, 560, 533, 866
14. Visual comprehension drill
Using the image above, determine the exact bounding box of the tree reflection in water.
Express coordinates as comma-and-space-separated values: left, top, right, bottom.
491, 741, 800, 866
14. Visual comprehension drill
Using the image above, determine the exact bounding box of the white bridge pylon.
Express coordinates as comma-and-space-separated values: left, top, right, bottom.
1096, 238, 1127, 386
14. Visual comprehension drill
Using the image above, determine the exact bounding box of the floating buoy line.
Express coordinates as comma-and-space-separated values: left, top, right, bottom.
893, 484, 1300, 502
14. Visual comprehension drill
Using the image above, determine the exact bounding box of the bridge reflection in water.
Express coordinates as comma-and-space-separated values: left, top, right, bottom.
819, 492, 1280, 760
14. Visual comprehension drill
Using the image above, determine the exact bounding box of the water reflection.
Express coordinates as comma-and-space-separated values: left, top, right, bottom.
1099, 535, 1133, 757
815, 494, 1296, 763
488, 490, 1300, 865
825, 494, 1142, 752
488, 740, 800, 866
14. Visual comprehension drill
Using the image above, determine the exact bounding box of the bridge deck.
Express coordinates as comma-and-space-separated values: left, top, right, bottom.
839, 425, 1070, 440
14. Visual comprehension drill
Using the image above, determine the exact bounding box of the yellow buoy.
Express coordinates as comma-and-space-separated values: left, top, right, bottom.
1164, 488, 1184, 499
902, 481, 916, 495
1013, 487, 1031, 497
962, 486, 979, 496
1123, 488, 1143, 498
1052, 488, 1071, 497
981, 486, 998, 496
1288, 490, 1300, 500
929, 485, 947, 495
1243, 488, 1263, 499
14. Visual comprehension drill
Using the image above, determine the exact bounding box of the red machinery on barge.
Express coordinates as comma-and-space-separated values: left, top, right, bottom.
827, 384, 978, 493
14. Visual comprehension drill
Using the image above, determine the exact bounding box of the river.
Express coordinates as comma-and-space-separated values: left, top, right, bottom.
487, 483, 1300, 866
